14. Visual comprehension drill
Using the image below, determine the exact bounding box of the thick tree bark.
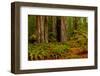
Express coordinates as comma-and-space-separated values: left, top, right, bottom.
56, 16, 67, 42
36, 16, 45, 43
36, 16, 67, 43
40, 16, 45, 43
44, 16, 48, 43
51, 16, 56, 33
36, 16, 41, 43
60, 16, 67, 42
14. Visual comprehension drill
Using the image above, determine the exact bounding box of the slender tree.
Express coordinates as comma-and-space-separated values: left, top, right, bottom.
67, 17, 74, 40
73, 17, 79, 30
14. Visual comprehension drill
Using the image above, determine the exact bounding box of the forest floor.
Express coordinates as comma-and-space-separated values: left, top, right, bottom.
28, 42, 88, 60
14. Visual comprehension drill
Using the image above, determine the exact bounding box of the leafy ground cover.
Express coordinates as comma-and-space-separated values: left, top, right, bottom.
28, 42, 87, 60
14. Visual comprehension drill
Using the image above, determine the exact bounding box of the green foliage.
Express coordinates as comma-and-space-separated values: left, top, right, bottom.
28, 15, 36, 37
29, 34, 37, 40
48, 32, 57, 42
28, 42, 70, 60
28, 33, 37, 43
66, 17, 88, 49
67, 17, 74, 39
67, 30, 87, 48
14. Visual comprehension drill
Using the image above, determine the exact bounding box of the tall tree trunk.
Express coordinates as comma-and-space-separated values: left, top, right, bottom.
60, 16, 67, 42
44, 16, 48, 43
56, 16, 61, 42
36, 16, 41, 43
36, 16, 45, 43
51, 16, 56, 33
40, 16, 45, 43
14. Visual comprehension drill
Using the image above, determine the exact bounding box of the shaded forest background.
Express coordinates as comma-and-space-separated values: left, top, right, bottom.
28, 15, 88, 60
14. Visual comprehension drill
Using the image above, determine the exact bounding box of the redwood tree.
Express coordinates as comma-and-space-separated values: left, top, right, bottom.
60, 16, 67, 42
36, 16, 45, 43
